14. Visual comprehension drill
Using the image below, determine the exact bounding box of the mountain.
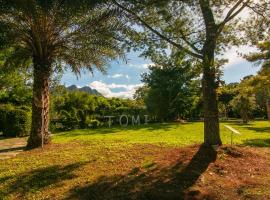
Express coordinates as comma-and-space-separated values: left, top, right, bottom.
67, 85, 102, 96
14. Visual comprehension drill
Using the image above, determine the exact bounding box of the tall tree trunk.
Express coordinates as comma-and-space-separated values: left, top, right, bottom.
266, 100, 270, 122
200, 0, 222, 146
27, 58, 51, 148
224, 107, 227, 120
202, 59, 222, 146
241, 110, 248, 124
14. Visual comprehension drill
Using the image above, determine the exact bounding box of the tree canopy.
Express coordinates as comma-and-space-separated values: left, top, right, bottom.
0, 0, 126, 148
140, 50, 200, 121
0, 0, 124, 73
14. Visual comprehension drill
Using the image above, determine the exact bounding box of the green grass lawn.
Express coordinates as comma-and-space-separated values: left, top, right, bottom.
0, 121, 269, 200
53, 121, 270, 147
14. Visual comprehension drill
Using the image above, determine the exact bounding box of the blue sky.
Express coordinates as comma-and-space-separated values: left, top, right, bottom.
61, 46, 259, 99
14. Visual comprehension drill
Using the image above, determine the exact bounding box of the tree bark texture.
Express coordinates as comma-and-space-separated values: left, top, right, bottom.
27, 58, 51, 148
202, 57, 222, 145
200, 0, 222, 146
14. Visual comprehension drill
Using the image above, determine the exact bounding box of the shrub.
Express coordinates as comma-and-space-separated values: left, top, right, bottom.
0, 104, 31, 137
59, 110, 80, 130
0, 104, 14, 133
49, 121, 58, 132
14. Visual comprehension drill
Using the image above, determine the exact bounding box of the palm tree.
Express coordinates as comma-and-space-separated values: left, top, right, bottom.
0, 0, 123, 148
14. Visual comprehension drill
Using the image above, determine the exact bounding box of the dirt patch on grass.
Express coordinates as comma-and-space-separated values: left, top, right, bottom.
0, 142, 269, 200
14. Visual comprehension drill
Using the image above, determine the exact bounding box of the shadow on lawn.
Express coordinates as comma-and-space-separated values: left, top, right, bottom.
243, 139, 270, 147
0, 137, 6, 141
225, 122, 270, 133
0, 162, 87, 198
245, 127, 270, 133
57, 123, 184, 137
0, 136, 20, 141
0, 146, 25, 153
66, 145, 217, 200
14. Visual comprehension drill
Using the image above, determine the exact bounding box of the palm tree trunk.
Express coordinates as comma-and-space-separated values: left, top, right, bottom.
27, 59, 51, 148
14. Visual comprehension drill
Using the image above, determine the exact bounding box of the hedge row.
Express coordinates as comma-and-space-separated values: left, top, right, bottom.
0, 104, 31, 137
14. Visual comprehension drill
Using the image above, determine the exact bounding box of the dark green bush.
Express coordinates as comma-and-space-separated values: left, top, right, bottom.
0, 104, 14, 133
0, 104, 31, 137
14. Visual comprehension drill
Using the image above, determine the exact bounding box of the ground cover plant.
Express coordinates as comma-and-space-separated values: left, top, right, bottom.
0, 121, 269, 200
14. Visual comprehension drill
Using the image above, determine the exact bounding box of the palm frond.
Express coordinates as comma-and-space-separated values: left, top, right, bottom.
0, 0, 125, 75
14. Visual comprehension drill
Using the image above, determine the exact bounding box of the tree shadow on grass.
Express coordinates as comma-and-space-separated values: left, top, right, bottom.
0, 136, 6, 140
243, 139, 270, 147
0, 162, 87, 198
224, 122, 270, 134
226, 122, 252, 127
66, 145, 217, 200
0, 136, 25, 140
245, 127, 270, 134
57, 123, 179, 138
0, 146, 25, 153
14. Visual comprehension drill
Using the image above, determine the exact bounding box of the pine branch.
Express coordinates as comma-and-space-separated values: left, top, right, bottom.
218, 0, 250, 33
113, 0, 203, 59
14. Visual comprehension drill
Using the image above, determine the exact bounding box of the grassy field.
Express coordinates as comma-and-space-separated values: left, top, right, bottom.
53, 120, 270, 147
0, 121, 269, 200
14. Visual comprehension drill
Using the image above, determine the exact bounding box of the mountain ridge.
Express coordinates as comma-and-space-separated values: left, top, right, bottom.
67, 85, 102, 96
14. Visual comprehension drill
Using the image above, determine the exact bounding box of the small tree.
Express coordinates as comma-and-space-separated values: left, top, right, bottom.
245, 41, 270, 121
230, 94, 256, 123
230, 78, 256, 123
141, 51, 200, 121
247, 73, 270, 121
218, 83, 238, 120
0, 0, 123, 148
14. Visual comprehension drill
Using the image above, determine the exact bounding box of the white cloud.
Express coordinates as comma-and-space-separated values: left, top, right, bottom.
89, 81, 143, 99
108, 73, 124, 78
125, 75, 130, 80
108, 73, 131, 80
221, 46, 257, 69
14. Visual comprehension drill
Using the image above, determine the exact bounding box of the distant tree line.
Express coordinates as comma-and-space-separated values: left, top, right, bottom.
134, 47, 270, 124
50, 85, 146, 130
